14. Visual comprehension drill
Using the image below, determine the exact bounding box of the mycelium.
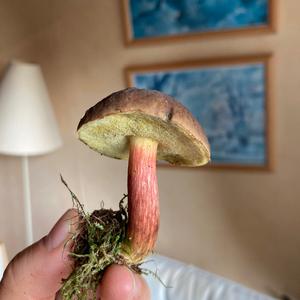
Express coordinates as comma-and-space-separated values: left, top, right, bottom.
61, 88, 210, 299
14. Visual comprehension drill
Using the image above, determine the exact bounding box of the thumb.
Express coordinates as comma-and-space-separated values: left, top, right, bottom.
0, 209, 78, 300
98, 264, 150, 300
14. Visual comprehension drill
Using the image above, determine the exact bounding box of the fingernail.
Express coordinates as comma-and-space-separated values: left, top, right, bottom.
97, 265, 137, 299
128, 268, 136, 293
45, 209, 78, 251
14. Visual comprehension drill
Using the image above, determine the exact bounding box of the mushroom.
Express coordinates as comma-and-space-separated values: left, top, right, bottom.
77, 88, 210, 264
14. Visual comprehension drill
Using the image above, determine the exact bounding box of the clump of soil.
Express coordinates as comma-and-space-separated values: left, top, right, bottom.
60, 176, 142, 300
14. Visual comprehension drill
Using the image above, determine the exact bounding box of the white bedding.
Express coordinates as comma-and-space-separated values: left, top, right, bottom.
143, 255, 276, 300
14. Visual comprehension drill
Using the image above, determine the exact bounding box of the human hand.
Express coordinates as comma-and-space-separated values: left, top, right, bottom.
0, 209, 150, 300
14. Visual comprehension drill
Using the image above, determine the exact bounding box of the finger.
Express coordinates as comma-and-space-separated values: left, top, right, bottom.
97, 264, 150, 300
0, 209, 78, 300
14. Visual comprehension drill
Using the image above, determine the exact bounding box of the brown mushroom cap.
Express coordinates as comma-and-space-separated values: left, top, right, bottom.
77, 88, 210, 166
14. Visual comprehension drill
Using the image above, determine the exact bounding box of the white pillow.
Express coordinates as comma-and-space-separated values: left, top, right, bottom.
143, 255, 275, 300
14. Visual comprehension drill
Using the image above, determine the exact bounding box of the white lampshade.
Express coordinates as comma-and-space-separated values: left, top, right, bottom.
0, 242, 8, 280
0, 61, 62, 156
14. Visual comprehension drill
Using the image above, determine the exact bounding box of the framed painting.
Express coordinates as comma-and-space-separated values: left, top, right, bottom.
121, 0, 277, 45
125, 54, 274, 170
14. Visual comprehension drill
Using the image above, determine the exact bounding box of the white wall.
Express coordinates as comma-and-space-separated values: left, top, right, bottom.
0, 0, 299, 297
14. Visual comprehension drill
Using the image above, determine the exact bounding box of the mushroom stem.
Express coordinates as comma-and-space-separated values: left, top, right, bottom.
126, 136, 159, 263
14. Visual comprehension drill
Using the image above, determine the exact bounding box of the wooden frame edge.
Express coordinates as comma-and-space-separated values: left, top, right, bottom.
120, 0, 133, 46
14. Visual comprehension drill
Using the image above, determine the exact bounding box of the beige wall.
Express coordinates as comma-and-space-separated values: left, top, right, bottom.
0, 0, 299, 298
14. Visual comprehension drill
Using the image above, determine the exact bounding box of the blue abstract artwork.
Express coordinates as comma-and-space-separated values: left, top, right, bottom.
132, 63, 267, 166
129, 0, 269, 39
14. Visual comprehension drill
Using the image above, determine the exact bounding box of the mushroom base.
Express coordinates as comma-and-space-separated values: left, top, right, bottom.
59, 178, 145, 300
61, 199, 143, 300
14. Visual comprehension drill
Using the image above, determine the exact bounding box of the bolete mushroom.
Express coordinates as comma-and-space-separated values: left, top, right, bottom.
77, 87, 210, 264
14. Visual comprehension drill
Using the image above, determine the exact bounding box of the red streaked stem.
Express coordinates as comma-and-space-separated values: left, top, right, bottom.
127, 136, 159, 263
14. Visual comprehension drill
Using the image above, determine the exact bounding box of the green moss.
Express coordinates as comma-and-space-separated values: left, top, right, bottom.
60, 176, 135, 300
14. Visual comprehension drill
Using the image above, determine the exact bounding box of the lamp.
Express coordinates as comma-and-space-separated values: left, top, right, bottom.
0, 61, 62, 245
0, 242, 8, 280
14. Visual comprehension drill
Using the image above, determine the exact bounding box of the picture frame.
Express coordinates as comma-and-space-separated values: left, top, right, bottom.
125, 54, 274, 170
121, 0, 277, 45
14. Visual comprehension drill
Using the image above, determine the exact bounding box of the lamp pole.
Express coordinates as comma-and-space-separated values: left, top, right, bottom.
21, 156, 33, 245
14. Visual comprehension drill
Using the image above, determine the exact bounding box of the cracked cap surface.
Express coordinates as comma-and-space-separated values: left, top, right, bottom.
77, 88, 210, 166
